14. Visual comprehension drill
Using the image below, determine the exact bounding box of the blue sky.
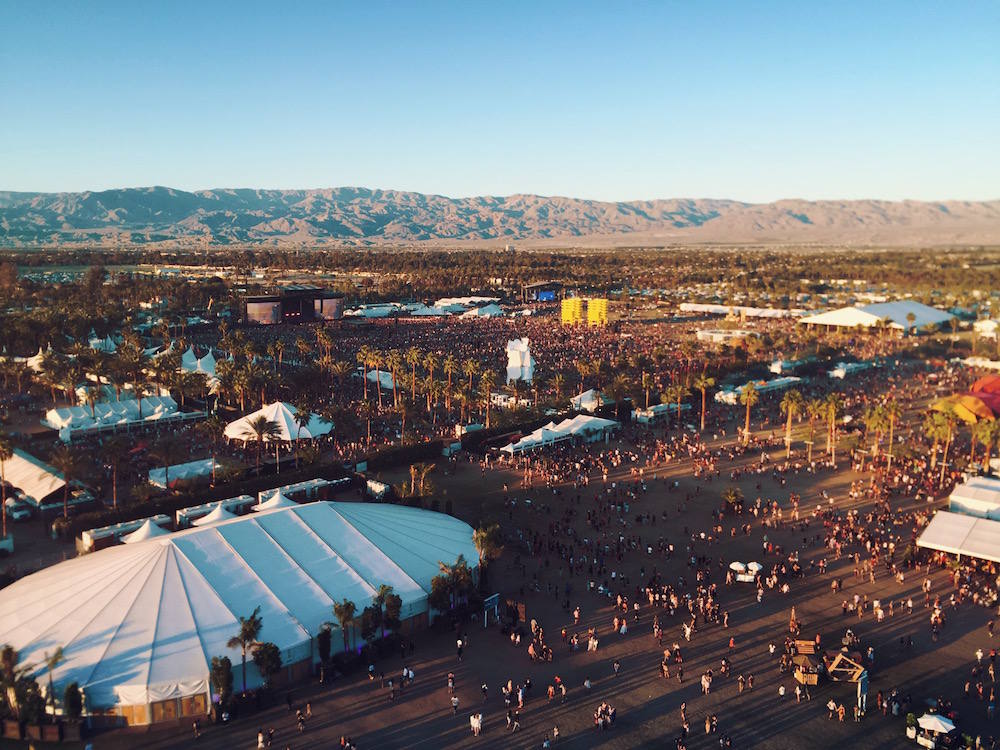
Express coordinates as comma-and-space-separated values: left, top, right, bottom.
1, 1, 997, 201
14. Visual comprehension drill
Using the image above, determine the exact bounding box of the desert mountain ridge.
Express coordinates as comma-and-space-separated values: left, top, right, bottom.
1, 186, 998, 247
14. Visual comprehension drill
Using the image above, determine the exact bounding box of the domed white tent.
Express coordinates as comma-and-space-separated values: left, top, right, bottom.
191, 502, 237, 527
122, 519, 170, 544
224, 402, 333, 442
0, 502, 477, 724
252, 491, 298, 512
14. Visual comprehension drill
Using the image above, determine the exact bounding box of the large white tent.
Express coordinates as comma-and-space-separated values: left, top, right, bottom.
224, 402, 333, 443
505, 338, 535, 384
43, 395, 180, 436
800, 301, 953, 333
501, 414, 619, 454
1, 448, 65, 507
917, 510, 1000, 563
949, 477, 1000, 520
0, 502, 477, 723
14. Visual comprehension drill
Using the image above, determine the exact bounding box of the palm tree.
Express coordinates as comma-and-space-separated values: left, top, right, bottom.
473, 522, 503, 570
150, 435, 185, 490
423, 352, 439, 397
100, 435, 129, 509
241, 415, 282, 471
665, 383, 689, 422
780, 389, 804, 459
196, 415, 226, 485
924, 411, 948, 471
43, 647, 64, 713
49, 444, 79, 519
405, 347, 422, 402
462, 358, 480, 396
0, 433, 12, 540
226, 606, 263, 694
356, 345, 372, 403
883, 398, 902, 469
293, 402, 314, 468
693, 373, 715, 432
386, 349, 403, 408
479, 371, 496, 428
551, 373, 566, 405
937, 407, 960, 488
333, 599, 356, 653
805, 398, 824, 464
824, 392, 843, 463
972, 418, 994, 468
329, 359, 352, 402
739, 382, 759, 446
369, 349, 385, 411
442, 354, 458, 411
575, 360, 591, 394
397, 398, 412, 444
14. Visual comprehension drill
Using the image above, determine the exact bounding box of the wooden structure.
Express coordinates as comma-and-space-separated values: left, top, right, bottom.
793, 655, 819, 685
823, 650, 866, 682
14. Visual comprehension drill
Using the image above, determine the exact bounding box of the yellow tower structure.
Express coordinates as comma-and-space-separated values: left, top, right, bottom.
561, 298, 584, 325
586, 298, 608, 327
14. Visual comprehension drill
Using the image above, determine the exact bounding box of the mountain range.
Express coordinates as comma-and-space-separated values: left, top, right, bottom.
1, 187, 998, 247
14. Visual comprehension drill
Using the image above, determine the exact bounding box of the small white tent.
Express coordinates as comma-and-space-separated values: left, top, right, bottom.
192, 502, 237, 527
122, 519, 170, 544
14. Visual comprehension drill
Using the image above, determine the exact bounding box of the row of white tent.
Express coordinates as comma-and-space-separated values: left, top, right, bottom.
501, 415, 619, 454
44, 395, 180, 432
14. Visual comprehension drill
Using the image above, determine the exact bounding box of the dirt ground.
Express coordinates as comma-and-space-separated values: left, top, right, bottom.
15, 426, 993, 750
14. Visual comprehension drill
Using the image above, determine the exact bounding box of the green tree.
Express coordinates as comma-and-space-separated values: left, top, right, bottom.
226, 606, 263, 694
210, 656, 234, 708
780, 389, 804, 458
693, 373, 715, 433
251, 642, 282, 688
333, 599, 357, 653
739, 382, 759, 446
241, 415, 281, 472
0, 433, 12, 540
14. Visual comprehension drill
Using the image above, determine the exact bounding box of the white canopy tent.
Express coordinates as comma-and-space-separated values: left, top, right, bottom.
1, 449, 65, 507
0, 502, 477, 720
224, 402, 333, 443
462, 303, 503, 318
148, 459, 219, 489
917, 510, 1000, 563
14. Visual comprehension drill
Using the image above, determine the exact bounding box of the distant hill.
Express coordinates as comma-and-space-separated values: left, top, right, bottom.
1, 186, 998, 247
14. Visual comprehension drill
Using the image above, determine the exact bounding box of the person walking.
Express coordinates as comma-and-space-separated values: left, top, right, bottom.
452, 695, 460, 715
613, 659, 621, 677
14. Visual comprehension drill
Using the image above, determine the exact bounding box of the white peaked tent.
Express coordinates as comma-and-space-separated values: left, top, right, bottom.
191, 502, 237, 527
224, 402, 333, 442
462, 303, 503, 318
800, 301, 953, 332
0, 502, 477, 721
253, 492, 298, 512
122, 519, 170, 544
181, 346, 199, 371
501, 414, 619, 454
506, 338, 535, 384
196, 349, 217, 377
571, 389, 610, 413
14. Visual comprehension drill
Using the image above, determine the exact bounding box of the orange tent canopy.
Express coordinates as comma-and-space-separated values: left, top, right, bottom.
972, 375, 1000, 396
934, 394, 996, 423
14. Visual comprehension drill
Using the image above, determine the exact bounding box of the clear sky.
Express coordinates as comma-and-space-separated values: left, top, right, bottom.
1, 1, 997, 202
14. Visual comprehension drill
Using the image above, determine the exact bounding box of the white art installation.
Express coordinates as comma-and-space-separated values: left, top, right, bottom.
505, 338, 535, 384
